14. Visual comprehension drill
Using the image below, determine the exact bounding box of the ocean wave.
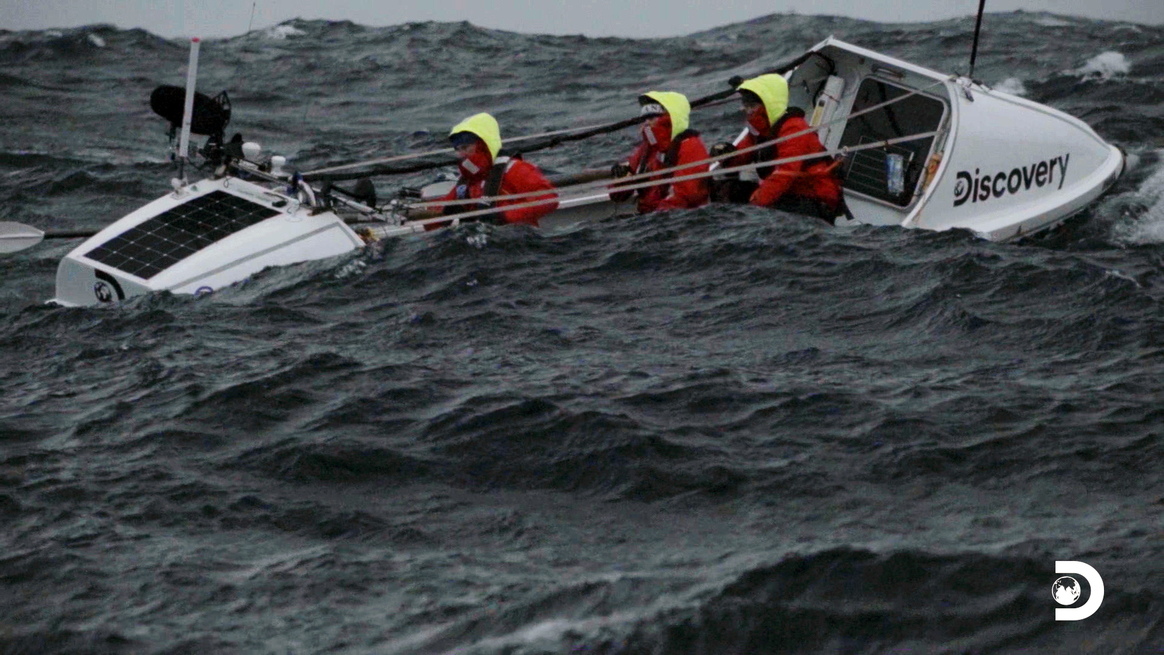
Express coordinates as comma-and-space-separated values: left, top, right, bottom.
392, 548, 1160, 655
419, 395, 743, 499
3, 12, 1164, 654
0, 629, 137, 655
1110, 154, 1164, 244
994, 77, 1027, 96
1073, 51, 1131, 79
262, 24, 307, 40
0, 151, 89, 169
604, 549, 1150, 655
236, 439, 435, 484
172, 351, 363, 430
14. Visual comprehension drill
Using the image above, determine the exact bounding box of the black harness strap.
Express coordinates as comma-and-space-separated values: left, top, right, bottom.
664, 129, 700, 168
483, 157, 511, 201
755, 108, 838, 179
755, 110, 800, 179
442, 157, 511, 220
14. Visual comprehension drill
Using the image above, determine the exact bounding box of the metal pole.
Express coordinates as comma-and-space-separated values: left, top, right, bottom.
178, 37, 201, 181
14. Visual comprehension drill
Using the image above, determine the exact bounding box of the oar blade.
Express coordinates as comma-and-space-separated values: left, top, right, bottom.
0, 222, 46, 254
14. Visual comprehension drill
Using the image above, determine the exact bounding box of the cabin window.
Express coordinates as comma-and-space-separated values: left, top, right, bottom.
837, 77, 946, 207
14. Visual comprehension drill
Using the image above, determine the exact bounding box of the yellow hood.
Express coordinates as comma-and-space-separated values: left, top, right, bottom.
449, 112, 502, 160
639, 91, 690, 139
738, 74, 789, 124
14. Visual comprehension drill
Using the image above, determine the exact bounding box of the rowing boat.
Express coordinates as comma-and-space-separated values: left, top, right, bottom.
4, 34, 1126, 307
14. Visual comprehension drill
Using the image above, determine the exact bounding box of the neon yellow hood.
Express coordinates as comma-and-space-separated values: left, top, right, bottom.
449, 112, 502, 161
639, 91, 690, 139
738, 74, 789, 124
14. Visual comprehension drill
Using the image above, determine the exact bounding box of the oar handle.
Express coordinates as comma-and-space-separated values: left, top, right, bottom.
43, 230, 100, 239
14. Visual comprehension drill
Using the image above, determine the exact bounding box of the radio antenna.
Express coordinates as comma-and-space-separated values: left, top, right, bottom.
177, 37, 201, 183
968, 0, 986, 80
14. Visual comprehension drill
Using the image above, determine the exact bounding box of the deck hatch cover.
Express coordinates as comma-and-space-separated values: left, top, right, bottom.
83, 190, 280, 280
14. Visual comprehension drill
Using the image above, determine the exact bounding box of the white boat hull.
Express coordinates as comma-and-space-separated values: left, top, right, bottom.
52, 177, 364, 307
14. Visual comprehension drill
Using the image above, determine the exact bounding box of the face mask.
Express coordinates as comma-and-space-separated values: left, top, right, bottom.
641, 114, 672, 150
458, 145, 492, 179
746, 105, 770, 136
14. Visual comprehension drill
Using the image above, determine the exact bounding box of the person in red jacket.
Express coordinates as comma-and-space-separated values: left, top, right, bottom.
610, 91, 710, 214
421, 112, 558, 229
712, 74, 844, 223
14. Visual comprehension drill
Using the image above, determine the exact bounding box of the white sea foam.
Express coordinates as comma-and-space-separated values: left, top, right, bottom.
1073, 51, 1130, 80
264, 24, 306, 40
1034, 17, 1071, 27
87, 34, 106, 48
1113, 152, 1164, 244
994, 77, 1026, 96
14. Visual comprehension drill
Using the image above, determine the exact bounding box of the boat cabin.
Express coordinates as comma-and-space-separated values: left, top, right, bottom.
786, 37, 1123, 241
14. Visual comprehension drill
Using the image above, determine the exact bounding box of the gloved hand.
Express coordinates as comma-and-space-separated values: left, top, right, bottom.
610, 162, 633, 178
709, 142, 735, 158
749, 184, 778, 208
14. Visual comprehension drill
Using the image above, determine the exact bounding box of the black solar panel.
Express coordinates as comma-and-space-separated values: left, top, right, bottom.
84, 190, 280, 280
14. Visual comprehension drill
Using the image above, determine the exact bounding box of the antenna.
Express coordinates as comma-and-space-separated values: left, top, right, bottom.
177, 37, 201, 183
968, 0, 986, 80
247, 2, 257, 33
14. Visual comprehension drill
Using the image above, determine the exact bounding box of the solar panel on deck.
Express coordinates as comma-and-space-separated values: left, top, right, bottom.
84, 190, 280, 280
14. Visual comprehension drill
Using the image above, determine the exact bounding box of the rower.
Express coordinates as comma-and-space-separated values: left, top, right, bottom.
404, 112, 558, 229
710, 74, 846, 224
609, 91, 710, 214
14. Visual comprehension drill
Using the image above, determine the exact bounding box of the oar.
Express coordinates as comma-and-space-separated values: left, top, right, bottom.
0, 222, 99, 254
306, 52, 817, 183
549, 167, 612, 187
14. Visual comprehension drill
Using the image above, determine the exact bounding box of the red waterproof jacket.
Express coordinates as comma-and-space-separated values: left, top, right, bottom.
441, 157, 559, 227
613, 131, 710, 214
729, 109, 841, 210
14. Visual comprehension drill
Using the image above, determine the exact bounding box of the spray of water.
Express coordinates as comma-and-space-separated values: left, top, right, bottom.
1073, 52, 1131, 80
994, 77, 1026, 96
1112, 150, 1164, 244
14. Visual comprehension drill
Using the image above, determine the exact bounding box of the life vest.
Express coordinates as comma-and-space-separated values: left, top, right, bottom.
634, 129, 701, 199
748, 109, 838, 180
445, 155, 513, 218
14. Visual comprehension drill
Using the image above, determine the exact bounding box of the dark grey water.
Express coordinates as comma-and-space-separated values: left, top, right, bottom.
2, 11, 1163, 654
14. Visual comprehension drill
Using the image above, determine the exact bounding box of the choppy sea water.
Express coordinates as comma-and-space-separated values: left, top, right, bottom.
2, 11, 1164, 654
